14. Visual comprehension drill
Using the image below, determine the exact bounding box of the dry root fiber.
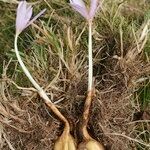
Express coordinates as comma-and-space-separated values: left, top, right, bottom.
0, 53, 149, 150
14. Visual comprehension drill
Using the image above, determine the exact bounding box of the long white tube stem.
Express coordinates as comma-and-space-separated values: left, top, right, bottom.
14, 34, 69, 128
15, 34, 43, 92
82, 21, 94, 140
88, 21, 93, 91
15, 34, 51, 101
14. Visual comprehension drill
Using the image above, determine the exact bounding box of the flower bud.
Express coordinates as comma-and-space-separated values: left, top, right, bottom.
78, 140, 105, 150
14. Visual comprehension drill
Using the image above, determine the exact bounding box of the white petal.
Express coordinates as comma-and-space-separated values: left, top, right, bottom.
16, 1, 29, 34
25, 5, 33, 22
70, 4, 89, 20
89, 0, 99, 20
70, 0, 86, 8
25, 9, 46, 29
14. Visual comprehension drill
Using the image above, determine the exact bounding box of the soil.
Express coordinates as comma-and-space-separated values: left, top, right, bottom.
1, 53, 149, 150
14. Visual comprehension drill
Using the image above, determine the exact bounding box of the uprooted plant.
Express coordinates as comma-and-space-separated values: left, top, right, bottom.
70, 0, 104, 149
14, 1, 76, 150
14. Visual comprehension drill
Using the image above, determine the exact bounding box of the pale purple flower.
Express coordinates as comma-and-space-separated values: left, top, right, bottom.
70, 0, 99, 21
16, 0, 46, 35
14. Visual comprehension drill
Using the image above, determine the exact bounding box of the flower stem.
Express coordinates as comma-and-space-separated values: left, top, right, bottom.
14, 34, 70, 131
88, 21, 93, 91
82, 21, 94, 140
15, 35, 42, 92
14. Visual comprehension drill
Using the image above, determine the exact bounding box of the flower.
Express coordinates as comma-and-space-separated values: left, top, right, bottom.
70, 0, 99, 21
16, 0, 46, 35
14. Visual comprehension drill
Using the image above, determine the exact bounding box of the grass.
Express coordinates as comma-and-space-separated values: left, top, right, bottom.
0, 0, 150, 149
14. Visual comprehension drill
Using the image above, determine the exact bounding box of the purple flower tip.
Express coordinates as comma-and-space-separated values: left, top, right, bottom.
16, 0, 46, 35
70, 0, 99, 21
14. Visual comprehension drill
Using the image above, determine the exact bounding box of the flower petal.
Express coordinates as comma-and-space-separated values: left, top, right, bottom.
25, 9, 46, 29
16, 0, 46, 35
17, 1, 26, 14
70, 4, 89, 20
25, 5, 33, 22
70, 0, 86, 8
16, 1, 29, 34
89, 0, 99, 20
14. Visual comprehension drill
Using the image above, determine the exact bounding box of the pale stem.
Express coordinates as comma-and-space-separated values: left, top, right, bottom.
14, 34, 70, 129
15, 34, 42, 92
81, 21, 94, 140
88, 21, 93, 91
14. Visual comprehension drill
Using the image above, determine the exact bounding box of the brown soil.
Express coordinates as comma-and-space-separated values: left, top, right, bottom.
1, 53, 149, 150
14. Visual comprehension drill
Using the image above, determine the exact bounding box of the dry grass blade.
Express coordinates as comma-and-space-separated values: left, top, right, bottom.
3, 134, 15, 150
105, 132, 150, 148
125, 20, 150, 62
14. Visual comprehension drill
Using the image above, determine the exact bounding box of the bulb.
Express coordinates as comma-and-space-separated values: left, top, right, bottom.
78, 139, 105, 150
54, 132, 76, 150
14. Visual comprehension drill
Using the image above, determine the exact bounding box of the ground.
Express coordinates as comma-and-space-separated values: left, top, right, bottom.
0, 0, 150, 150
